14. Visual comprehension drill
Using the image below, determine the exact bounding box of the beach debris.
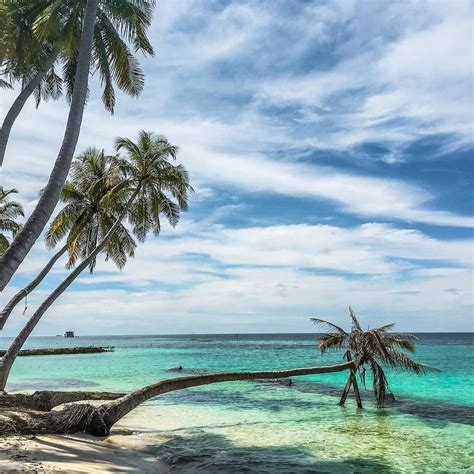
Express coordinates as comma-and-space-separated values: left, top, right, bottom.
166, 366, 183, 372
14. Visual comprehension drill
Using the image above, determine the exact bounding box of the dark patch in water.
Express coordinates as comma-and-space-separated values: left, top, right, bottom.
149, 372, 474, 427
293, 380, 474, 427
8, 378, 100, 391
153, 431, 395, 473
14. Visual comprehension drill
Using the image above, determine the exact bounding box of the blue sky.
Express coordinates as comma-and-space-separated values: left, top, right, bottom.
1, 0, 473, 335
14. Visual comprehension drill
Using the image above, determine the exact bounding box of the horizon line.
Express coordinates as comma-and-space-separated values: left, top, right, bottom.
1, 331, 472, 338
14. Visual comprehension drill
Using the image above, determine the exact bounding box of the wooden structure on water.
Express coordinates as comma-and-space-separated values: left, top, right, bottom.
0, 346, 114, 357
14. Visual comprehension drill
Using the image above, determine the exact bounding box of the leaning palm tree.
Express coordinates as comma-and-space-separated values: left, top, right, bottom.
0, 0, 156, 291
312, 307, 436, 407
0, 149, 136, 330
0, 361, 356, 436
0, 0, 154, 166
0, 187, 24, 255
0, 131, 193, 391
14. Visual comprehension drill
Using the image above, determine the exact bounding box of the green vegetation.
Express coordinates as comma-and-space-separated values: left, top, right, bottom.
0, 187, 24, 255
0, 131, 192, 390
313, 307, 436, 407
0, 0, 155, 290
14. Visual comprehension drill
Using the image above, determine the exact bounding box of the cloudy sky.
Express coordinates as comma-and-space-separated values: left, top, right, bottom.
1, 0, 473, 336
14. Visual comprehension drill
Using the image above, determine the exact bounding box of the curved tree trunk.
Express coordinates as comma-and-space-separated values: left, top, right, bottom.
0, 188, 139, 391
0, 0, 100, 292
0, 390, 125, 411
0, 48, 59, 167
87, 362, 356, 435
0, 362, 355, 436
0, 245, 67, 330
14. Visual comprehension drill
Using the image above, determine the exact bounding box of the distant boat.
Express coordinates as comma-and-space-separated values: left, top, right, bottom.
64, 331, 75, 338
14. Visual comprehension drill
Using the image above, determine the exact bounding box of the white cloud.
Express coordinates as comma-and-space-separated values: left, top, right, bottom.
258, 0, 473, 150
3, 95, 471, 228
0, 0, 472, 335
2, 220, 471, 335
3, 263, 471, 336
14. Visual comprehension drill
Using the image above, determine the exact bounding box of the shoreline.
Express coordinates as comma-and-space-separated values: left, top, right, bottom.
0, 432, 171, 473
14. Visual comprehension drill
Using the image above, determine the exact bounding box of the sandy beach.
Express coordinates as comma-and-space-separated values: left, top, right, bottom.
0, 433, 170, 473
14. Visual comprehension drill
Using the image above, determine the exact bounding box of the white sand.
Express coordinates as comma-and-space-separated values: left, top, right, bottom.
0, 433, 170, 473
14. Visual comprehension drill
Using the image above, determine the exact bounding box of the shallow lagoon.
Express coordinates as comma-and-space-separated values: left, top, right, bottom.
3, 333, 473, 472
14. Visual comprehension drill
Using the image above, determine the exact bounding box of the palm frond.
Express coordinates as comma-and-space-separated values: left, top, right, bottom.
310, 318, 348, 335
370, 359, 389, 408
318, 334, 347, 354
348, 306, 362, 331
314, 307, 437, 407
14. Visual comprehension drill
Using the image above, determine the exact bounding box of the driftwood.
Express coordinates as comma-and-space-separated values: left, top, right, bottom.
0, 346, 114, 357
0, 361, 355, 437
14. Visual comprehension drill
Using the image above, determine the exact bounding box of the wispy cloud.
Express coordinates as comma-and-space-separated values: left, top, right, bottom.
0, 0, 472, 333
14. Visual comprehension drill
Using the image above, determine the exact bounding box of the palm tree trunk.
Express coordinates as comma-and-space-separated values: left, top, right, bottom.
0, 362, 355, 436
338, 352, 363, 408
85, 362, 355, 435
0, 188, 139, 391
0, 390, 126, 411
0, 244, 67, 330
0, 48, 59, 167
0, 0, 100, 292
339, 373, 353, 406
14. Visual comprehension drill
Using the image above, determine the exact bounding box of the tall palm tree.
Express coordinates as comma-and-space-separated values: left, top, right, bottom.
0, 131, 193, 391
0, 0, 155, 291
312, 307, 436, 407
0, 0, 155, 166
0, 149, 136, 330
0, 187, 24, 255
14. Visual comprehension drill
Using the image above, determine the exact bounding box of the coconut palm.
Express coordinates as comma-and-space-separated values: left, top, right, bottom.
0, 131, 192, 391
312, 307, 436, 407
0, 0, 156, 291
113, 131, 193, 242
0, 149, 136, 330
46, 148, 137, 271
0, 187, 24, 255
0, 0, 155, 166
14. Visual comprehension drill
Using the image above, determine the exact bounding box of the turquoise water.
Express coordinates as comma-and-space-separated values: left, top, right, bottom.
2, 333, 473, 472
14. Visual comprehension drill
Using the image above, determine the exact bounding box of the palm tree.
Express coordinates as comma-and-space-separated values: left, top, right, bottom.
312, 307, 436, 408
1, 361, 356, 435
0, 0, 155, 166
0, 131, 192, 391
0, 187, 24, 255
0, 0, 155, 292
0, 149, 136, 330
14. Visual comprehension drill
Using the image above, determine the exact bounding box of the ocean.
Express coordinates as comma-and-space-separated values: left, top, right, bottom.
2, 333, 473, 472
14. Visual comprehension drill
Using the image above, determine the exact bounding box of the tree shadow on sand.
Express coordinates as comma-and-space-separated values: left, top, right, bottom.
3, 434, 163, 473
